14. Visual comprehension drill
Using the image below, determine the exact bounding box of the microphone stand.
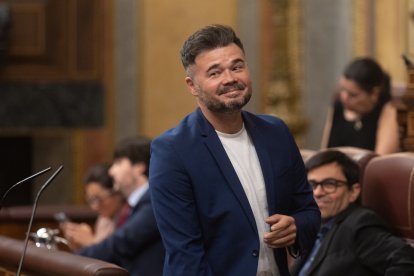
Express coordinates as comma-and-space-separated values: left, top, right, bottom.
0, 167, 51, 211
16, 165, 63, 276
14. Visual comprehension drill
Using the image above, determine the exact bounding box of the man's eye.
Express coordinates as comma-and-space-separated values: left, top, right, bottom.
308, 181, 317, 188
233, 64, 244, 71
208, 72, 218, 77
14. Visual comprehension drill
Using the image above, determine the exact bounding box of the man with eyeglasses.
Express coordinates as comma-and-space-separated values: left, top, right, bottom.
291, 150, 414, 276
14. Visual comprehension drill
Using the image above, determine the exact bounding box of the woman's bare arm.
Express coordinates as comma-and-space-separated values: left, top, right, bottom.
375, 102, 400, 155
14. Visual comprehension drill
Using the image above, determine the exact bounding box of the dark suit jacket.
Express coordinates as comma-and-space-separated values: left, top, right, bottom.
290, 204, 414, 276
78, 191, 165, 276
149, 108, 321, 276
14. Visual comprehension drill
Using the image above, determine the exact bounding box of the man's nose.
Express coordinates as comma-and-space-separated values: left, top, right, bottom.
313, 185, 325, 197
222, 70, 236, 83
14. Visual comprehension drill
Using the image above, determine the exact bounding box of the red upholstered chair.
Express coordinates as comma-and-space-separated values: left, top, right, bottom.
362, 152, 414, 246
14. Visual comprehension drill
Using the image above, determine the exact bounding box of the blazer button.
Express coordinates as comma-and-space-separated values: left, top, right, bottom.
252, 250, 259, 257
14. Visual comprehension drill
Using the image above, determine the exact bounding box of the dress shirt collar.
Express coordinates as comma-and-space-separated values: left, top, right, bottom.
128, 182, 149, 208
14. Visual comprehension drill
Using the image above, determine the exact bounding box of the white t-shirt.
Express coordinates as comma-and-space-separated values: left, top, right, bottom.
217, 125, 280, 276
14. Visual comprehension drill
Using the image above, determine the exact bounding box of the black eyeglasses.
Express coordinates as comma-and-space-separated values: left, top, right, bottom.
308, 178, 348, 193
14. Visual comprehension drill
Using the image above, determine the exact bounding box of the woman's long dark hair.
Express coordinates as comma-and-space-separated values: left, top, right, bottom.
343, 57, 391, 103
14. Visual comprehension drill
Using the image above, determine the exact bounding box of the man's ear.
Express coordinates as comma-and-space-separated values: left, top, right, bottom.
185, 76, 198, 97
132, 162, 146, 177
349, 182, 361, 203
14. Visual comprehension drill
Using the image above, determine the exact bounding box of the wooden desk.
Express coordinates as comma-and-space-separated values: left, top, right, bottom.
0, 235, 128, 275
0, 205, 97, 240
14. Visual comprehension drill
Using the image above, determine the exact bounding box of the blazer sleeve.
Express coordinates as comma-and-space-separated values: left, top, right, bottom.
77, 196, 161, 265
290, 149, 321, 255
149, 136, 214, 276
279, 119, 321, 256
352, 211, 414, 275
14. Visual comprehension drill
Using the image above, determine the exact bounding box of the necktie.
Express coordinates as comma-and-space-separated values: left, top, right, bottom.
298, 225, 330, 276
116, 202, 131, 228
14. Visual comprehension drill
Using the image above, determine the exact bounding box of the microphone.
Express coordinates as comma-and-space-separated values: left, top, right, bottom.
0, 167, 51, 211
16, 165, 63, 276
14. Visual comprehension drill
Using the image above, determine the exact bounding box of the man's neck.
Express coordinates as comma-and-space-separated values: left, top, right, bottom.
136, 175, 148, 187
200, 106, 244, 134
124, 176, 148, 198
128, 182, 149, 207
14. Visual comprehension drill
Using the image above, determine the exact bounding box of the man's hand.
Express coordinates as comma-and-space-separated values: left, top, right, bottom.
60, 222, 94, 250
263, 214, 296, 248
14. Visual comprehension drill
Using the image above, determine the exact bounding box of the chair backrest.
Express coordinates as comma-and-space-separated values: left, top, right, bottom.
329, 146, 378, 183
362, 152, 414, 246
300, 149, 317, 163
302, 147, 378, 184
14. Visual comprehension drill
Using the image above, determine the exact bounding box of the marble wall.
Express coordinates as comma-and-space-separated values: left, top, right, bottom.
302, 0, 353, 149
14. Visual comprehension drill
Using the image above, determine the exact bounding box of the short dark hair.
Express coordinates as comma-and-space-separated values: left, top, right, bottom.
343, 57, 391, 102
305, 150, 360, 188
180, 24, 244, 70
84, 163, 113, 189
113, 136, 152, 177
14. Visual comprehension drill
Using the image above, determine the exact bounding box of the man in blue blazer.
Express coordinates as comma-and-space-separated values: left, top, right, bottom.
78, 137, 164, 276
149, 24, 320, 276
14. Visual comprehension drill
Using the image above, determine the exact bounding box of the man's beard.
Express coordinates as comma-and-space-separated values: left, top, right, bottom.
197, 82, 252, 113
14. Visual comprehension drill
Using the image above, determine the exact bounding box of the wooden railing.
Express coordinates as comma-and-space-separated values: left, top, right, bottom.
0, 235, 129, 275
0, 205, 97, 241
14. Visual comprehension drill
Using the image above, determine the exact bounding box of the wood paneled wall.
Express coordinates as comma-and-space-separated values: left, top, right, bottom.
0, 0, 114, 205
1, 0, 103, 81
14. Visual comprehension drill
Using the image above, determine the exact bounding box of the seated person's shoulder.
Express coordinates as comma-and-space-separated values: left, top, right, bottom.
345, 205, 388, 228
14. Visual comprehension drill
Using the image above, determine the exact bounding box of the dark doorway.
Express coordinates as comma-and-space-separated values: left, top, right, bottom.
0, 137, 32, 206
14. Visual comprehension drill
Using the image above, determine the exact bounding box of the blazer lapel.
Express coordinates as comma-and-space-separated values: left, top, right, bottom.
195, 109, 257, 233
307, 206, 355, 274
307, 224, 338, 273
129, 190, 149, 214
243, 112, 277, 215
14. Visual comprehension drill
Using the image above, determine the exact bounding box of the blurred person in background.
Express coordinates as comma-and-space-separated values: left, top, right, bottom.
60, 163, 125, 251
77, 137, 164, 276
321, 57, 399, 155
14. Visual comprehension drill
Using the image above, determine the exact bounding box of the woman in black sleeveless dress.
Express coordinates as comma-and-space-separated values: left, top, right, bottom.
321, 58, 399, 155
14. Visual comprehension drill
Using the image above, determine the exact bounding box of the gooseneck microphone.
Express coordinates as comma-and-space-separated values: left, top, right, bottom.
0, 167, 51, 211
16, 165, 63, 276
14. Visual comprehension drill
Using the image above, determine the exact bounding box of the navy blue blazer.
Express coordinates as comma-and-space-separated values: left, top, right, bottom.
149, 108, 320, 276
78, 191, 165, 276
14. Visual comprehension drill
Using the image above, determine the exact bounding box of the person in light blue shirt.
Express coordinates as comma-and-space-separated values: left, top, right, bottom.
78, 137, 165, 276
